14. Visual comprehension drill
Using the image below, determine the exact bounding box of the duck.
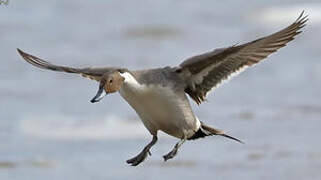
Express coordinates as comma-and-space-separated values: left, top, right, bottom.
17, 12, 307, 166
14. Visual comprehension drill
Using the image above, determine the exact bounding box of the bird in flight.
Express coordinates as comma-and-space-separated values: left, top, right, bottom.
18, 12, 307, 166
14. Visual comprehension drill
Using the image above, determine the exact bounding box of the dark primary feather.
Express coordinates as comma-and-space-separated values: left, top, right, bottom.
17, 48, 119, 81
178, 11, 308, 105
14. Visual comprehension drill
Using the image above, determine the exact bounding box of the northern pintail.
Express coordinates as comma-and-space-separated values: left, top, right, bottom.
18, 12, 307, 166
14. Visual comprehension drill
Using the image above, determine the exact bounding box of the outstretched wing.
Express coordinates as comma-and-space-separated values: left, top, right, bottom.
17, 49, 120, 81
177, 11, 308, 105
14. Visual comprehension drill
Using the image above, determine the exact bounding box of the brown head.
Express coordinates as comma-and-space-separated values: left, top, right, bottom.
90, 70, 125, 103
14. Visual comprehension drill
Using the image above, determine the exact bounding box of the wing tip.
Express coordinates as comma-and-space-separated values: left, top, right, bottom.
17, 48, 22, 53
17, 48, 41, 64
17, 48, 27, 59
17, 48, 40, 63
291, 11, 308, 39
17, 48, 36, 65
296, 10, 309, 24
16, 48, 60, 72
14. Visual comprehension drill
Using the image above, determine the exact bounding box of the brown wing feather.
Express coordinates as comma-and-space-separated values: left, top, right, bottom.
17, 49, 119, 82
178, 11, 308, 105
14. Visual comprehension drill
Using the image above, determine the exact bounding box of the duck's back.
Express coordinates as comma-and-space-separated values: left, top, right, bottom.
132, 67, 184, 90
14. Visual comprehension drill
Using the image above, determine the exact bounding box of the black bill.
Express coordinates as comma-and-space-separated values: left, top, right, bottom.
90, 85, 107, 103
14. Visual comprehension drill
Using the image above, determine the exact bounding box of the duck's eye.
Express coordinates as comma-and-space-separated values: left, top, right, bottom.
109, 79, 113, 83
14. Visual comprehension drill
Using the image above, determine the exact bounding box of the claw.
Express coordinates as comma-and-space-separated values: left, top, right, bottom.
163, 148, 178, 161
126, 151, 148, 166
126, 136, 158, 166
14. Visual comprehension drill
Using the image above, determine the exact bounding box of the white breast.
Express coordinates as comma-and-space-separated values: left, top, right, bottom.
118, 72, 199, 138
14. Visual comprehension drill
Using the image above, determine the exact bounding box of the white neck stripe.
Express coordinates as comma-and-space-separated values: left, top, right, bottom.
120, 72, 140, 84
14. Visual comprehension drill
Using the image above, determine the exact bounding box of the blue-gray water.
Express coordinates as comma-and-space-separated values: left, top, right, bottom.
1, 0, 321, 179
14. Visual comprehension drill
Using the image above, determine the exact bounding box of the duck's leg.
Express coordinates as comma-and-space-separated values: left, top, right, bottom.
163, 138, 186, 161
126, 135, 158, 166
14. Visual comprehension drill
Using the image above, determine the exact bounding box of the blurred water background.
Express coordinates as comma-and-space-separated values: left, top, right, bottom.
0, 0, 321, 179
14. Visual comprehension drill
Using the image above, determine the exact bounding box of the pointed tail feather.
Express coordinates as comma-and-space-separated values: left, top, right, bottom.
219, 134, 244, 144
188, 122, 244, 144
